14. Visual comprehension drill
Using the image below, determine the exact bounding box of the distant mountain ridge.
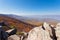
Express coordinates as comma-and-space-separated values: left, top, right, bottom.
0, 14, 60, 26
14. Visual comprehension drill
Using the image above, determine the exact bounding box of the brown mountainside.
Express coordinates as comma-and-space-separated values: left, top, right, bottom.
0, 14, 59, 32
0, 15, 36, 32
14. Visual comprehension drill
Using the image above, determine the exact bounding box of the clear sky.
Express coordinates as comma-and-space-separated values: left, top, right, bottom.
0, 0, 60, 16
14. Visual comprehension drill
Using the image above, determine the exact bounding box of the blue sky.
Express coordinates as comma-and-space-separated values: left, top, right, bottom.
0, 0, 60, 16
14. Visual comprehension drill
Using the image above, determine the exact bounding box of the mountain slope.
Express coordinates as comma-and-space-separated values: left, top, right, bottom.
7, 15, 60, 26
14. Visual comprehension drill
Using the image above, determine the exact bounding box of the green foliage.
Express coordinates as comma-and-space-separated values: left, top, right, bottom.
10, 25, 15, 29
16, 32, 24, 35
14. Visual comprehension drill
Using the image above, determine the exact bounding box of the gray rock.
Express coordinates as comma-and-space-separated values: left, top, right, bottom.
8, 35, 20, 40
26, 22, 52, 40
55, 23, 60, 40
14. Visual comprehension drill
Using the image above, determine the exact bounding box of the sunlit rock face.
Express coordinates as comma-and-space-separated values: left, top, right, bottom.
43, 22, 53, 37
26, 22, 52, 40
55, 23, 60, 40
8, 35, 20, 40
6, 29, 14, 33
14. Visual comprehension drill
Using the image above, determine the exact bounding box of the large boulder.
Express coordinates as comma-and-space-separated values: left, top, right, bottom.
43, 22, 57, 40
6, 29, 15, 33
6, 28, 17, 36
43, 22, 53, 37
26, 22, 52, 40
8, 35, 20, 40
0, 28, 8, 40
55, 23, 60, 40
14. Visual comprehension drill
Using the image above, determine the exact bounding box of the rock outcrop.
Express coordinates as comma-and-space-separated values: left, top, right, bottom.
8, 35, 20, 40
5, 22, 60, 40
55, 23, 60, 40
26, 22, 53, 40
